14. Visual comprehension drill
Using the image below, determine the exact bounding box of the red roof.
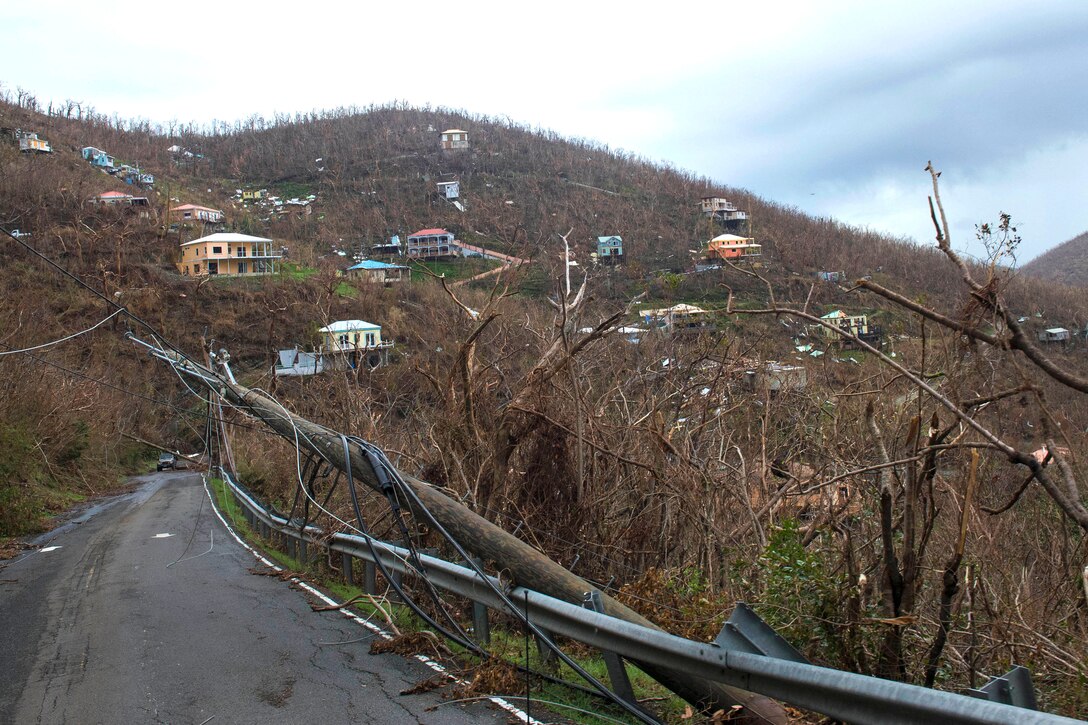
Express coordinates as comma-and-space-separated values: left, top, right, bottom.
409, 228, 451, 237
172, 204, 222, 213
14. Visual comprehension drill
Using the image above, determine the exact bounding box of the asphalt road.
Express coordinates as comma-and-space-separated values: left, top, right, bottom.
0, 471, 521, 724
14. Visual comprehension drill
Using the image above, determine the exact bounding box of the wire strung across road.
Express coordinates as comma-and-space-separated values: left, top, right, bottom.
0, 308, 125, 356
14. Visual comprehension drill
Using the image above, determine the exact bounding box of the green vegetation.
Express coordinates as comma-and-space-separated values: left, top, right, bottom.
411, 258, 502, 282
272, 181, 315, 199
279, 263, 318, 280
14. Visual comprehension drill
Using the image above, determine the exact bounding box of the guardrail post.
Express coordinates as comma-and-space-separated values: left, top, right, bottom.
299, 539, 309, 565
967, 666, 1037, 710
473, 601, 491, 646
583, 591, 637, 706
342, 552, 355, 586
364, 560, 377, 595
463, 558, 491, 645
716, 602, 810, 663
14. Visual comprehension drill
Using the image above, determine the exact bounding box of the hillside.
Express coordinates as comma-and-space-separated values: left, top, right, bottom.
2, 92, 1088, 716
1021, 229, 1088, 287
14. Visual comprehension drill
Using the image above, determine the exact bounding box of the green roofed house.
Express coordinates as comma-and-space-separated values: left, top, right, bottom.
318, 319, 394, 369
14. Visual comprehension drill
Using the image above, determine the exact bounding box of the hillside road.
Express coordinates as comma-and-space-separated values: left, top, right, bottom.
0, 471, 516, 724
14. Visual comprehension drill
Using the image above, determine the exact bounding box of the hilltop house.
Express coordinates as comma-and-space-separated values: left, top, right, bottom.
17, 132, 51, 153
170, 204, 224, 224
407, 228, 458, 260
641, 303, 712, 334
371, 234, 403, 256
441, 129, 469, 150
82, 146, 115, 169
178, 232, 282, 276
318, 320, 393, 368
344, 259, 410, 285
114, 166, 154, 187
437, 180, 460, 199
597, 235, 624, 263
91, 190, 149, 207
700, 197, 749, 223
819, 310, 882, 347
1038, 327, 1070, 343
706, 234, 762, 261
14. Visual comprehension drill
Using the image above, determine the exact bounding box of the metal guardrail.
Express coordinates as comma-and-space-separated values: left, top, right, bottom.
216, 470, 1083, 725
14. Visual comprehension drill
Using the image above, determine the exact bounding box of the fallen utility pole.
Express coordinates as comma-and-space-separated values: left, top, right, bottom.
134, 338, 786, 723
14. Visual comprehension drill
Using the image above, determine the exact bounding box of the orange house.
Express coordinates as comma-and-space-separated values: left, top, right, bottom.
706, 234, 761, 260
178, 232, 282, 276
170, 204, 224, 224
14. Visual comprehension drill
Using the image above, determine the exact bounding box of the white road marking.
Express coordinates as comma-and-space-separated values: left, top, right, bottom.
39, 546, 62, 552
201, 476, 540, 724
152, 533, 175, 539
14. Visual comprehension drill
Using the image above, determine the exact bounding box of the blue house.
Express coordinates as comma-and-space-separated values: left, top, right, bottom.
344, 259, 410, 285
597, 235, 624, 263
81, 146, 115, 170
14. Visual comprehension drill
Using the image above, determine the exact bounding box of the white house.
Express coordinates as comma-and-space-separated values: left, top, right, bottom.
319, 320, 393, 368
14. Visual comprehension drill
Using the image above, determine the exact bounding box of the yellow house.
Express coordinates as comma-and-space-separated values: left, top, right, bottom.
178, 232, 282, 276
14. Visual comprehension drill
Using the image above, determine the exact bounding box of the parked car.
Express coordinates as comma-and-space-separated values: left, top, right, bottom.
156, 452, 176, 471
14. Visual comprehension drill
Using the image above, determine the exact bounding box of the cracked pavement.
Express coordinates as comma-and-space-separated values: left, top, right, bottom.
0, 472, 518, 723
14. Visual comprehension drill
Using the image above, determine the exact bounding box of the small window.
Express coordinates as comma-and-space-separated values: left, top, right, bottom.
212, 246, 222, 254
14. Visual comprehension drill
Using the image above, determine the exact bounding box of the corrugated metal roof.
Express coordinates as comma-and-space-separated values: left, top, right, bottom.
409, 228, 451, 237
172, 204, 222, 213
347, 260, 406, 270
318, 320, 380, 333
180, 232, 273, 247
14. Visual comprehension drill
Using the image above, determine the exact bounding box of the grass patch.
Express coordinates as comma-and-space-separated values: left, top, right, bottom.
279, 263, 318, 280
335, 281, 358, 297
411, 258, 502, 282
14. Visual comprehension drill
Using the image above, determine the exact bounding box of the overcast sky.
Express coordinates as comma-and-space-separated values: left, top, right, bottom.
4, 0, 1086, 261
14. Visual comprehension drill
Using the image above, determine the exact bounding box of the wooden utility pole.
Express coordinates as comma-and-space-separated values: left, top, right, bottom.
150, 346, 786, 723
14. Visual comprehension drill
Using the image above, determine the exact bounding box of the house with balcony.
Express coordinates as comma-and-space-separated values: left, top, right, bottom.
705, 234, 762, 261
407, 228, 459, 260
344, 259, 410, 285
597, 235, 624, 264
640, 303, 713, 334
819, 310, 882, 347
701, 197, 749, 223
441, 129, 469, 150
91, 190, 149, 207
18, 132, 51, 153
318, 319, 394, 368
170, 204, 224, 224
82, 146, 115, 170
177, 232, 283, 276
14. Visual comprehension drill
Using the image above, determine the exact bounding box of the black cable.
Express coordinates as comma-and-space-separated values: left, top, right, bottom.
348, 437, 659, 725
1, 228, 204, 371
0, 343, 268, 433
